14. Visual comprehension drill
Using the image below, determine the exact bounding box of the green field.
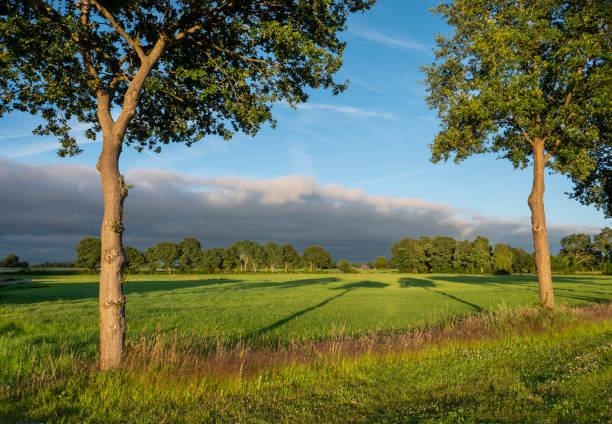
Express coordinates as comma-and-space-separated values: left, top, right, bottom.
1, 272, 611, 423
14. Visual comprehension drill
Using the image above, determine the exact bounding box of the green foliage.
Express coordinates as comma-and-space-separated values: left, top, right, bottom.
550, 254, 572, 274
423, 0, 611, 201
0, 253, 28, 268
177, 238, 202, 273
373, 256, 389, 270
390, 237, 429, 273
280, 243, 300, 272
492, 244, 514, 275
145, 242, 178, 274
560, 233, 596, 271
301, 245, 335, 272
123, 246, 145, 274
75, 237, 101, 272
428, 236, 456, 272
263, 242, 283, 272
0, 0, 374, 154
337, 259, 352, 273
230, 240, 263, 272
511, 247, 535, 273
197, 248, 235, 274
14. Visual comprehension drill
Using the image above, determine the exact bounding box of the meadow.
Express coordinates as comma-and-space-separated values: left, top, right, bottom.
1, 271, 611, 423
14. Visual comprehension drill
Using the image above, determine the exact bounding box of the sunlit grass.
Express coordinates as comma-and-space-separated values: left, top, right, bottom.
1, 272, 611, 422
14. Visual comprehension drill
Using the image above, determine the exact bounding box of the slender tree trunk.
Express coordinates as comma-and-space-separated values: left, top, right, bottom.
528, 141, 555, 308
284, 262, 289, 272
97, 133, 128, 370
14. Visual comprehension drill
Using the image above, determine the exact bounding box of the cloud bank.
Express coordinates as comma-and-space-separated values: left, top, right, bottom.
0, 158, 600, 263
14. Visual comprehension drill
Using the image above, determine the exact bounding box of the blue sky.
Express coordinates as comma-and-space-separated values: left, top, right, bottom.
0, 1, 608, 262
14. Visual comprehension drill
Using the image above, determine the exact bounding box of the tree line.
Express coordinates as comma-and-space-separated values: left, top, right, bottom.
75, 238, 335, 274
73, 227, 612, 275
390, 228, 612, 275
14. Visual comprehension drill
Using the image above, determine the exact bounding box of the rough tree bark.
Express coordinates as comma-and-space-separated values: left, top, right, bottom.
97, 132, 127, 370
94, 39, 166, 369
528, 139, 555, 308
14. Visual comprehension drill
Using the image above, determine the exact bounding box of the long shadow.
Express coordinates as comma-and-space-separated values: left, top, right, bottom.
0, 278, 241, 305
554, 286, 612, 296
555, 292, 610, 304
331, 280, 389, 290
243, 289, 352, 341
399, 277, 436, 288
231, 277, 340, 291
426, 275, 536, 286
424, 288, 483, 312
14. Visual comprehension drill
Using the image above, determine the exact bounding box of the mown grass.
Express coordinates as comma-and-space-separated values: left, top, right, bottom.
1, 272, 611, 423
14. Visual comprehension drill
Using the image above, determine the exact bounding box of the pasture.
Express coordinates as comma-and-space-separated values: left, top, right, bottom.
1, 272, 611, 423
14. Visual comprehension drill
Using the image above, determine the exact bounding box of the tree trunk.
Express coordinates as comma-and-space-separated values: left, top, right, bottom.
97, 133, 128, 370
284, 262, 289, 272
528, 141, 555, 308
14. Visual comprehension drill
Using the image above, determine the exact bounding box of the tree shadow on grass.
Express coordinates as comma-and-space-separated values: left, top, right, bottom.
399, 277, 436, 288
426, 275, 536, 286
554, 291, 611, 304
243, 289, 352, 341
0, 278, 242, 305
243, 280, 390, 341
424, 288, 483, 312
331, 281, 389, 290
231, 277, 340, 291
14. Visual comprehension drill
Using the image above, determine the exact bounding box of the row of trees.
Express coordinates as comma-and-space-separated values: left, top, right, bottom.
75, 227, 612, 275
389, 236, 534, 275
390, 228, 612, 275
76, 238, 336, 274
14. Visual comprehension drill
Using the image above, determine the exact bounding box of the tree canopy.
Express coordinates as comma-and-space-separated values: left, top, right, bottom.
423, 0, 610, 174
1, 0, 375, 155
422, 0, 611, 307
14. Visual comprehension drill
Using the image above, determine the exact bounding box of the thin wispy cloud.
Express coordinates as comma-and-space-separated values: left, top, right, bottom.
350, 78, 384, 94
294, 103, 397, 120
349, 27, 430, 52
2, 122, 100, 159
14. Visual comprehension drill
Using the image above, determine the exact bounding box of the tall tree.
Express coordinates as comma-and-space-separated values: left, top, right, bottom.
177, 238, 202, 273
428, 236, 456, 273
230, 240, 262, 272
559, 233, 595, 271
75, 237, 101, 272
263, 241, 282, 273
147, 242, 179, 275
123, 246, 145, 273
280, 243, 300, 272
511, 247, 535, 273
301, 245, 335, 272
373, 256, 390, 270
390, 238, 428, 273
492, 244, 514, 275
423, 0, 611, 307
0, 0, 373, 368
469, 236, 492, 274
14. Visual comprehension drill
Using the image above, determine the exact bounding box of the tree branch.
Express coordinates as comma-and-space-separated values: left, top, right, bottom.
88, 0, 146, 61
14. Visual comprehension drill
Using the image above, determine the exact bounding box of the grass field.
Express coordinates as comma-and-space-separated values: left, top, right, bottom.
1, 272, 611, 423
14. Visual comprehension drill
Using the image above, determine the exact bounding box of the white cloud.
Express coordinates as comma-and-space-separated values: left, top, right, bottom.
0, 158, 601, 263
349, 28, 430, 52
